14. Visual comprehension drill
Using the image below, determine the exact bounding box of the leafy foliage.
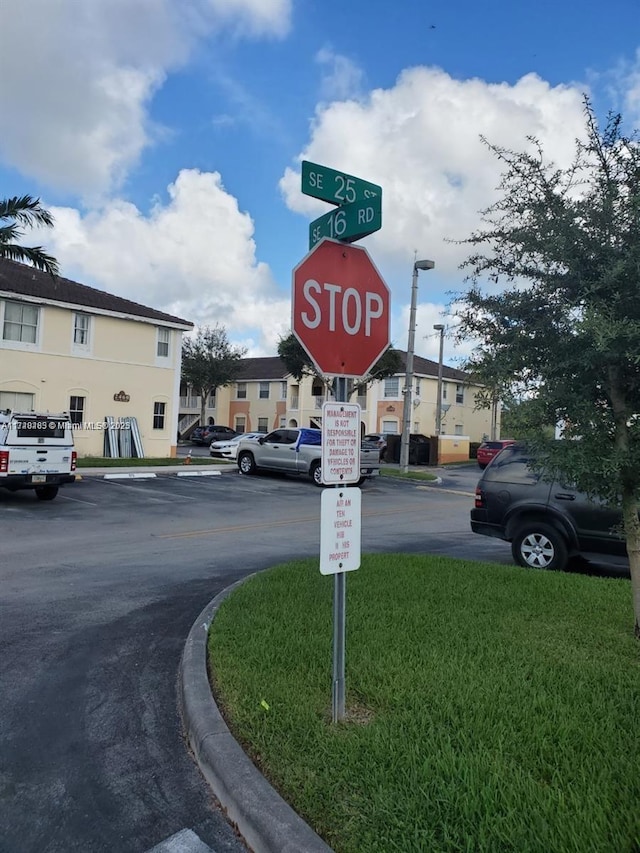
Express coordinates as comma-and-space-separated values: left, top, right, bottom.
181, 325, 247, 426
0, 196, 59, 276
453, 98, 640, 636
277, 331, 402, 396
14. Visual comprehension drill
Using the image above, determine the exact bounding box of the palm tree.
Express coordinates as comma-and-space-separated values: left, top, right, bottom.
0, 196, 59, 276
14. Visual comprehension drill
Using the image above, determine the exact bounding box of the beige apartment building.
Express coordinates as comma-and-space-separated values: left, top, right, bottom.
180, 352, 498, 461
0, 259, 192, 458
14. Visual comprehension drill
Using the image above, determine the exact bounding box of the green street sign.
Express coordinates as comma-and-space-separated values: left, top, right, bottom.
309, 195, 382, 249
301, 161, 382, 207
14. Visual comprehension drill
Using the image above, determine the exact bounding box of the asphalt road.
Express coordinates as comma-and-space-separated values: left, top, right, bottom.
0, 464, 626, 852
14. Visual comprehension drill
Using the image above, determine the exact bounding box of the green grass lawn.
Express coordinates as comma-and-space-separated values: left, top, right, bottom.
209, 555, 640, 853
379, 467, 439, 482
76, 455, 227, 467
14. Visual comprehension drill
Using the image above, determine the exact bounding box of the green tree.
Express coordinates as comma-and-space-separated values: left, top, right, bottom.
277, 331, 403, 397
0, 196, 59, 276
181, 325, 247, 429
454, 99, 640, 638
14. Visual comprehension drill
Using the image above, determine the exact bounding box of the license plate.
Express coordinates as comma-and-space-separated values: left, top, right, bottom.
31, 474, 46, 483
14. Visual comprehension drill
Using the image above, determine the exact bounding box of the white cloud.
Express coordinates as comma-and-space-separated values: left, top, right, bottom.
315, 47, 365, 101
0, 0, 292, 200
281, 67, 589, 278
45, 169, 290, 353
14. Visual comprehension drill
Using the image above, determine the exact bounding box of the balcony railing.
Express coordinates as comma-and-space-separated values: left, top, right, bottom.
180, 395, 215, 410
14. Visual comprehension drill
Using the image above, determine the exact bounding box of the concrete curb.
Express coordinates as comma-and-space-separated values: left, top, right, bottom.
179, 579, 334, 853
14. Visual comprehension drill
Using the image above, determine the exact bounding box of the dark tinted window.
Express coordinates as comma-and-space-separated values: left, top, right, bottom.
14, 416, 68, 439
481, 444, 539, 484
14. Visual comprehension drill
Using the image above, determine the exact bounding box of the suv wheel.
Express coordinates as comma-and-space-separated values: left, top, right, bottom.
238, 452, 256, 475
511, 523, 568, 571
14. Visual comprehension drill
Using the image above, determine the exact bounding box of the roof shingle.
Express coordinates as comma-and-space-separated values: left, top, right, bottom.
0, 258, 193, 327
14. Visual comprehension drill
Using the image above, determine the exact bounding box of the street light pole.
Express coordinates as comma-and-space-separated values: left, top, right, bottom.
433, 324, 445, 436
400, 258, 435, 473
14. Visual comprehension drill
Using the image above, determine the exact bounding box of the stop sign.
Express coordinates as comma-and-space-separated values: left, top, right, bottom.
292, 238, 391, 377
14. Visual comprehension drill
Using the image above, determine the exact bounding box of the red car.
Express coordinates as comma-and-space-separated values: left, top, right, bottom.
476, 439, 516, 469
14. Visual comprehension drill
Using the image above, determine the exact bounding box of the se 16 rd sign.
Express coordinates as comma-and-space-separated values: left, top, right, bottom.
321, 401, 361, 485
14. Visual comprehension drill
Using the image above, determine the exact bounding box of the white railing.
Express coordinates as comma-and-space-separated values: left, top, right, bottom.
179, 396, 200, 409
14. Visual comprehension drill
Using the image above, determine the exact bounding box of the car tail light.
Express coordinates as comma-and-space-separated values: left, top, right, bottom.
0, 450, 8, 473
71, 451, 77, 472
474, 486, 485, 508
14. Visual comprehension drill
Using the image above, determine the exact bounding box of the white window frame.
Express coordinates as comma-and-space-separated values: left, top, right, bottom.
69, 395, 85, 425
454, 424, 464, 436
257, 417, 269, 433
0, 390, 35, 411
383, 377, 400, 398
73, 313, 91, 350
157, 327, 170, 359
280, 381, 288, 400
236, 382, 247, 400
259, 381, 270, 399
235, 416, 246, 433
456, 384, 464, 405
153, 401, 166, 430
2, 300, 40, 348
381, 419, 399, 434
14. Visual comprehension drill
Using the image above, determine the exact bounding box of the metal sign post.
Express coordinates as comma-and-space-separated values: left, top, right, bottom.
334, 376, 347, 722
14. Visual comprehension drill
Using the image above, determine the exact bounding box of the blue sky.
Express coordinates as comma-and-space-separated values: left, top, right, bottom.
1, 0, 639, 367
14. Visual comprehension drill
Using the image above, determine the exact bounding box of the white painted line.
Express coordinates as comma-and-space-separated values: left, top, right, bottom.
103, 472, 158, 480
145, 828, 213, 852
177, 470, 222, 477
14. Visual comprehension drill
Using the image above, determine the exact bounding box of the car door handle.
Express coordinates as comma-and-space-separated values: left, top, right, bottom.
555, 493, 576, 500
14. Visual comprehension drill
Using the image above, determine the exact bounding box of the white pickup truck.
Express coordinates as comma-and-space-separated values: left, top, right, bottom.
236, 427, 380, 486
0, 411, 77, 500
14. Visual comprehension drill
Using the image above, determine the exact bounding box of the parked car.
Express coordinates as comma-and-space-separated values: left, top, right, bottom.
476, 439, 516, 469
191, 425, 237, 446
471, 442, 628, 571
363, 433, 391, 461
210, 432, 262, 460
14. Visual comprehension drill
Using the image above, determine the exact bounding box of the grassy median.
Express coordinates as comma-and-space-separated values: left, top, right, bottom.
209, 554, 639, 853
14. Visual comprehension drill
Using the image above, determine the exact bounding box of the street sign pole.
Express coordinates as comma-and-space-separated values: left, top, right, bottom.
333, 376, 347, 723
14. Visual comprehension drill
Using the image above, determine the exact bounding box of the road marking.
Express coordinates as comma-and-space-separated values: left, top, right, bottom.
59, 494, 100, 506
104, 472, 158, 480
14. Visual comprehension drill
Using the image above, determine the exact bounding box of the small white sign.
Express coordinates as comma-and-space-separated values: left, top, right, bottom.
320, 487, 361, 575
321, 401, 361, 485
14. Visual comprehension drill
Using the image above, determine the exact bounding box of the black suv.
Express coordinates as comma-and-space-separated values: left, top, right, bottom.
471, 443, 627, 571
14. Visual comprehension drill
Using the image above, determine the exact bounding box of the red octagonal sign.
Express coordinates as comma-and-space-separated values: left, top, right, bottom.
292, 238, 391, 378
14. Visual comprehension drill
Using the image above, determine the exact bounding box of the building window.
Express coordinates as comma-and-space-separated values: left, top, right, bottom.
236, 382, 247, 399
153, 402, 166, 429
454, 424, 464, 436
257, 417, 269, 433
280, 381, 288, 400
157, 328, 170, 358
384, 377, 400, 398
415, 379, 421, 396
279, 416, 286, 428
69, 396, 85, 425
208, 390, 216, 407
259, 381, 270, 399
235, 416, 246, 433
73, 313, 90, 346
456, 384, 464, 404
442, 383, 447, 400
382, 419, 399, 433
3, 301, 38, 344
0, 391, 34, 411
